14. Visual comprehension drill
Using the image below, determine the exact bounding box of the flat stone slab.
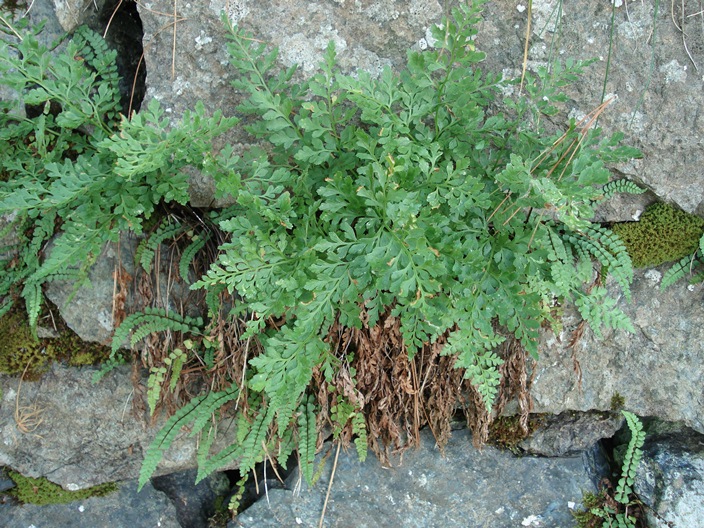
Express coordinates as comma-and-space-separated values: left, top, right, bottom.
232, 428, 601, 528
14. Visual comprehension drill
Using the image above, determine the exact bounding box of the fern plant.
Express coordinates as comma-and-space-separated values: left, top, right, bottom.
577, 410, 646, 528
0, 19, 237, 328
139, 0, 641, 493
660, 232, 704, 290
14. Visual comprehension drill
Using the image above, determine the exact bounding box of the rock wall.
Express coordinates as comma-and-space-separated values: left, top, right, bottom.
1, 0, 703, 495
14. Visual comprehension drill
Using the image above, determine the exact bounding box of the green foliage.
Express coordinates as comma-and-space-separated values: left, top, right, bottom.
7, 470, 118, 505
597, 179, 646, 203
611, 202, 704, 268
575, 411, 646, 528
197, 0, 637, 424
110, 307, 204, 354
138, 386, 240, 491
660, 232, 704, 290
0, 21, 237, 329
4, 2, 643, 501
147, 347, 187, 415
614, 411, 646, 506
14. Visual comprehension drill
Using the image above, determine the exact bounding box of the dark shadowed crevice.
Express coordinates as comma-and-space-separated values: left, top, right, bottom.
94, 0, 146, 115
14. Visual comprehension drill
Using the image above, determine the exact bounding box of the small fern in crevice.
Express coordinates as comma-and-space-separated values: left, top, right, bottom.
575, 411, 647, 528
0, 19, 237, 329
660, 232, 704, 290
110, 307, 204, 355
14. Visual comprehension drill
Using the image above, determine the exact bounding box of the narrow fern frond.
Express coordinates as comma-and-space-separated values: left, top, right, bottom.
661, 251, 703, 290
598, 178, 645, 202
297, 395, 317, 484
138, 393, 208, 490
135, 219, 186, 273
179, 232, 210, 282
111, 307, 204, 354
614, 411, 646, 504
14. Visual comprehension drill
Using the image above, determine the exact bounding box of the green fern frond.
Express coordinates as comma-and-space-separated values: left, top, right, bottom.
297, 395, 317, 484
565, 224, 633, 300
661, 251, 703, 290
138, 385, 239, 490
574, 287, 635, 339
352, 411, 368, 462
138, 393, 208, 490
179, 233, 210, 282
111, 307, 204, 354
598, 179, 645, 202
614, 411, 646, 504
22, 280, 42, 333
135, 219, 186, 273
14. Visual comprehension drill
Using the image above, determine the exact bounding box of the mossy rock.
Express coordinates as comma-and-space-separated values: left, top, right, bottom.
6, 470, 118, 505
611, 202, 704, 268
0, 307, 112, 377
0, 310, 51, 377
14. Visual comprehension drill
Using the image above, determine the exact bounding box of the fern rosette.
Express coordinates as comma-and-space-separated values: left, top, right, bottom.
183, 0, 641, 490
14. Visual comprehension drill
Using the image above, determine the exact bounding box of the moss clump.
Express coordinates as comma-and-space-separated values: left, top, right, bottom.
488, 415, 544, 452
612, 202, 704, 268
610, 392, 626, 411
7, 470, 118, 505
0, 310, 51, 377
0, 307, 112, 377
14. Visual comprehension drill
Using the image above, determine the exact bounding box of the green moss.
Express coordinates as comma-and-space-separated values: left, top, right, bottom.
488, 415, 544, 452
610, 392, 626, 411
0, 310, 51, 377
7, 470, 118, 505
0, 307, 112, 378
612, 202, 704, 268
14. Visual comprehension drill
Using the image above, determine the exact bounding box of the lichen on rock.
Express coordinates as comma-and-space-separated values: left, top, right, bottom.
611, 202, 704, 268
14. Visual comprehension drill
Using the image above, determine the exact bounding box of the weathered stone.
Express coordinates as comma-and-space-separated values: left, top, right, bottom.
635, 427, 704, 528
526, 271, 704, 435
44, 232, 194, 344
0, 477, 180, 528
476, 0, 704, 216
232, 428, 603, 528
520, 411, 624, 457
0, 363, 236, 489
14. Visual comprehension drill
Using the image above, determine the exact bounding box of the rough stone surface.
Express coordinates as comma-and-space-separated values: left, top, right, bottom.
232, 428, 602, 528
525, 270, 704, 435
44, 232, 194, 344
635, 428, 704, 528
519, 411, 624, 457
0, 477, 180, 528
476, 0, 704, 216
0, 363, 236, 488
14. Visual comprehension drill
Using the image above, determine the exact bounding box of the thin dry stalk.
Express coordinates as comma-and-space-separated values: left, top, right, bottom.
14, 361, 45, 436
318, 440, 341, 528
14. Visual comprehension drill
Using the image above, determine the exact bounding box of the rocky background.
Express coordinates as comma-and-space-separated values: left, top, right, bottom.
1, 0, 703, 527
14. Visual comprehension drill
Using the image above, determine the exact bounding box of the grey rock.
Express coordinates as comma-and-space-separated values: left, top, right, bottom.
520, 411, 624, 457
0, 478, 180, 528
231, 428, 601, 528
44, 232, 194, 344
0, 363, 236, 489
526, 270, 704, 435
476, 0, 704, 215
635, 427, 704, 528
